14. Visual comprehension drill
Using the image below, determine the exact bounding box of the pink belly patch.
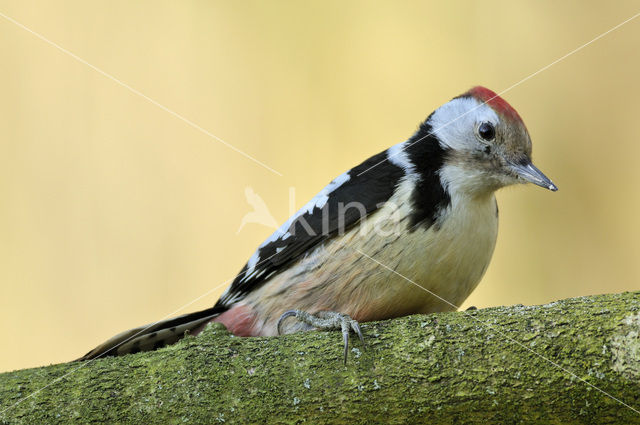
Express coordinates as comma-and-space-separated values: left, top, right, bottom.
212, 304, 257, 337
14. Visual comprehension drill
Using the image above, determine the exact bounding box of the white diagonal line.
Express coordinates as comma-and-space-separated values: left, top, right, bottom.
357, 11, 640, 177
0, 247, 282, 416
1, 6, 639, 420
355, 248, 640, 416
0, 11, 283, 177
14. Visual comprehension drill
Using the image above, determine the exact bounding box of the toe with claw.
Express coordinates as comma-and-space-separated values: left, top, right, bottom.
277, 310, 366, 364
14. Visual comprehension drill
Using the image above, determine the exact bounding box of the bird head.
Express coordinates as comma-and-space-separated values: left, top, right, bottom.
427, 86, 557, 196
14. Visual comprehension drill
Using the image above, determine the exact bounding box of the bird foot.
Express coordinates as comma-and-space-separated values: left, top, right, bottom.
277, 310, 366, 364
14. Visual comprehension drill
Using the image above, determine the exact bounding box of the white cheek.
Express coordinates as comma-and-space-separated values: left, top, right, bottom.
428, 97, 499, 151
438, 164, 485, 194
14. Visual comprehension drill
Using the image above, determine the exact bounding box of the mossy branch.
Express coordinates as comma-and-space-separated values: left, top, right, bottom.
2, 292, 640, 424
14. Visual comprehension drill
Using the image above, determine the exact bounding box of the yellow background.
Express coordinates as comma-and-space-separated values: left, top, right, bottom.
1, 1, 639, 372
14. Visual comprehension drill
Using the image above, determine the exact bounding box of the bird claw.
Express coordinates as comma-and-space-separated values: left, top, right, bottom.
277, 310, 366, 364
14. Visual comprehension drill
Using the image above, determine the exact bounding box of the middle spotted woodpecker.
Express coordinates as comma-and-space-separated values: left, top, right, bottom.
80, 86, 557, 362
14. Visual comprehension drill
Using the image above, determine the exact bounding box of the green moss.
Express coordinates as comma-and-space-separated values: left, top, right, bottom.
1, 292, 640, 424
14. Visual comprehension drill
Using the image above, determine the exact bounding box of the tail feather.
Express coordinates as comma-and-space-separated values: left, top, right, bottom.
78, 306, 224, 361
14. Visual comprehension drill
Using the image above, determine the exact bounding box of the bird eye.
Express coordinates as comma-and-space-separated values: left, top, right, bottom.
477, 122, 495, 142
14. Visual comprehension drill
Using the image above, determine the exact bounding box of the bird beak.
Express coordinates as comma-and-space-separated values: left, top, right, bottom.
509, 161, 558, 191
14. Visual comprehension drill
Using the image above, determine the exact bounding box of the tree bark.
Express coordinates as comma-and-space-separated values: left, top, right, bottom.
1, 291, 640, 424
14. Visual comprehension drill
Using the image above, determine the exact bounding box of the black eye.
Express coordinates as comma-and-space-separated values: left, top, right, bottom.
478, 122, 495, 141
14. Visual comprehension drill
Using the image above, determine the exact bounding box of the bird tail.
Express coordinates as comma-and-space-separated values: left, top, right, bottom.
77, 306, 225, 361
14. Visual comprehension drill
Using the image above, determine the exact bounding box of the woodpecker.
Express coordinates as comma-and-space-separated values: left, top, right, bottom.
80, 86, 557, 362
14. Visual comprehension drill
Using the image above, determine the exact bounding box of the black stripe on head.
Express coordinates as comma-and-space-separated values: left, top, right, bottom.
405, 119, 451, 230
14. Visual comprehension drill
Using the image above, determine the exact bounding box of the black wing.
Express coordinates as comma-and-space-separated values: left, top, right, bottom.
216, 149, 407, 308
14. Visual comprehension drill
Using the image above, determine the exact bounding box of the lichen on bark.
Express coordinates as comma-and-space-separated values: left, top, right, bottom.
1, 291, 640, 424
610, 312, 640, 381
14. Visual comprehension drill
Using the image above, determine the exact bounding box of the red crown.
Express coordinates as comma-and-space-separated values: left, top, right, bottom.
467, 86, 522, 123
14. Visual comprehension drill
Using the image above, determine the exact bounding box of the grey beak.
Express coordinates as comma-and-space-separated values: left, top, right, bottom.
509, 161, 558, 191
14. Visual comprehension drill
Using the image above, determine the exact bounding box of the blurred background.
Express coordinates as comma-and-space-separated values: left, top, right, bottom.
1, 1, 639, 372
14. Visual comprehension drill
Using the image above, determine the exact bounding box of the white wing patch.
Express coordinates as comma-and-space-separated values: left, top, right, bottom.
246, 251, 260, 274
387, 141, 415, 174
299, 171, 351, 215
239, 171, 352, 282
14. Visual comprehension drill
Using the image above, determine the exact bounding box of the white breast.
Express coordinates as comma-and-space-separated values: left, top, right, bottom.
245, 173, 499, 336
349, 175, 499, 313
